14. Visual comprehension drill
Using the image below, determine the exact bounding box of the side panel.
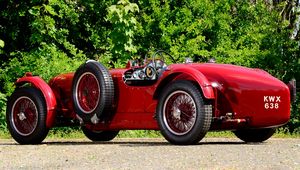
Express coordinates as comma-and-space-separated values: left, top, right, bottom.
111, 69, 158, 114
103, 69, 159, 129
50, 69, 160, 130
98, 66, 216, 130
114, 77, 146, 113
102, 66, 216, 130
16, 76, 57, 128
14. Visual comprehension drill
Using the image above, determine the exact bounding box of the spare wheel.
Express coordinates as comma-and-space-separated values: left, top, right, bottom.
72, 60, 115, 124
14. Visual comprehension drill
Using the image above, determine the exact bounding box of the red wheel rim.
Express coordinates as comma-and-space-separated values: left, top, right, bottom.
11, 97, 38, 136
163, 91, 197, 135
75, 72, 100, 113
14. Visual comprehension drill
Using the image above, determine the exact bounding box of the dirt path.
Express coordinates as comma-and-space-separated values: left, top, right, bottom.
0, 138, 299, 170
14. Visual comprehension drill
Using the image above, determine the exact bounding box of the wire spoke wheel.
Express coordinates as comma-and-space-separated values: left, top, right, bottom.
163, 91, 196, 135
157, 80, 212, 145
12, 97, 38, 136
6, 87, 48, 144
75, 72, 100, 114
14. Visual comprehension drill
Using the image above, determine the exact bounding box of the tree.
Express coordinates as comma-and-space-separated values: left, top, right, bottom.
107, 0, 139, 65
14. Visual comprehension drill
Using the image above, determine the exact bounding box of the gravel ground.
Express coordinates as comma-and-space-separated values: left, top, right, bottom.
0, 138, 299, 170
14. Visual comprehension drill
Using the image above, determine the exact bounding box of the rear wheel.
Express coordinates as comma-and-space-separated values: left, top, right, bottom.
156, 80, 212, 145
233, 128, 276, 142
6, 87, 49, 144
72, 61, 115, 123
82, 126, 119, 141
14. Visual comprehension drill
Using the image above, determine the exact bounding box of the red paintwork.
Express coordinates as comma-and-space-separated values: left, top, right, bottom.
195, 63, 290, 128
15, 76, 57, 128
16, 62, 291, 131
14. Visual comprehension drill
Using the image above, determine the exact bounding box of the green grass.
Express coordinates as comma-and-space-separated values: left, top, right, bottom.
1, 129, 300, 139
1, 126, 300, 139
0, 129, 10, 139
118, 130, 162, 138
47, 127, 85, 139
206, 131, 235, 138
273, 131, 300, 138
45, 130, 243, 139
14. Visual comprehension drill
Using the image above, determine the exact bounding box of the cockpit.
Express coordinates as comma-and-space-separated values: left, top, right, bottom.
123, 50, 174, 86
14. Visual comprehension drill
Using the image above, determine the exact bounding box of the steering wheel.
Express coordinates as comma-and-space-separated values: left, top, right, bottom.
144, 50, 176, 79
151, 50, 176, 69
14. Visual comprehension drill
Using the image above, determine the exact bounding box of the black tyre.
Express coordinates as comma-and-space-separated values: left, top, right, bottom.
82, 126, 119, 141
233, 128, 276, 143
6, 87, 49, 144
72, 60, 115, 123
156, 80, 212, 145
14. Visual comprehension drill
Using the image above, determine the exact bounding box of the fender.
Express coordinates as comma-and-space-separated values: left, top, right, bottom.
15, 73, 57, 128
157, 65, 215, 99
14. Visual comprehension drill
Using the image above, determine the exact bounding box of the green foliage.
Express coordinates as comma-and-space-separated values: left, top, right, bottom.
0, 44, 85, 95
0, 40, 4, 48
135, 0, 215, 61
0, 39, 4, 55
287, 94, 300, 133
275, 127, 300, 137
134, 0, 300, 73
107, 0, 139, 64
0, 92, 7, 131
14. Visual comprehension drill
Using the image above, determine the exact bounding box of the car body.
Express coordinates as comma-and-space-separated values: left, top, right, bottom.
6, 51, 295, 144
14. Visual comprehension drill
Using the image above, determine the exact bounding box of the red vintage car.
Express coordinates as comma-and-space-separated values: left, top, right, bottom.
6, 50, 295, 145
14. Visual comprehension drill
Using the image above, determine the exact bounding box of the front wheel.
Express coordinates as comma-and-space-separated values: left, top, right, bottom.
6, 87, 49, 144
233, 128, 276, 143
82, 126, 119, 141
156, 80, 212, 145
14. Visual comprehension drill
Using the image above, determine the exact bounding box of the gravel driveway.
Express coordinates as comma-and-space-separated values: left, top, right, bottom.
0, 138, 299, 170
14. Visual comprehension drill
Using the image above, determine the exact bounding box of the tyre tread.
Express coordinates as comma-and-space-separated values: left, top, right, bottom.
6, 87, 49, 144
157, 80, 212, 145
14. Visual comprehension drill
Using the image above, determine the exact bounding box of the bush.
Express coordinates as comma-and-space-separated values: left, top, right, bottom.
0, 44, 85, 95
287, 93, 300, 133
0, 92, 7, 131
